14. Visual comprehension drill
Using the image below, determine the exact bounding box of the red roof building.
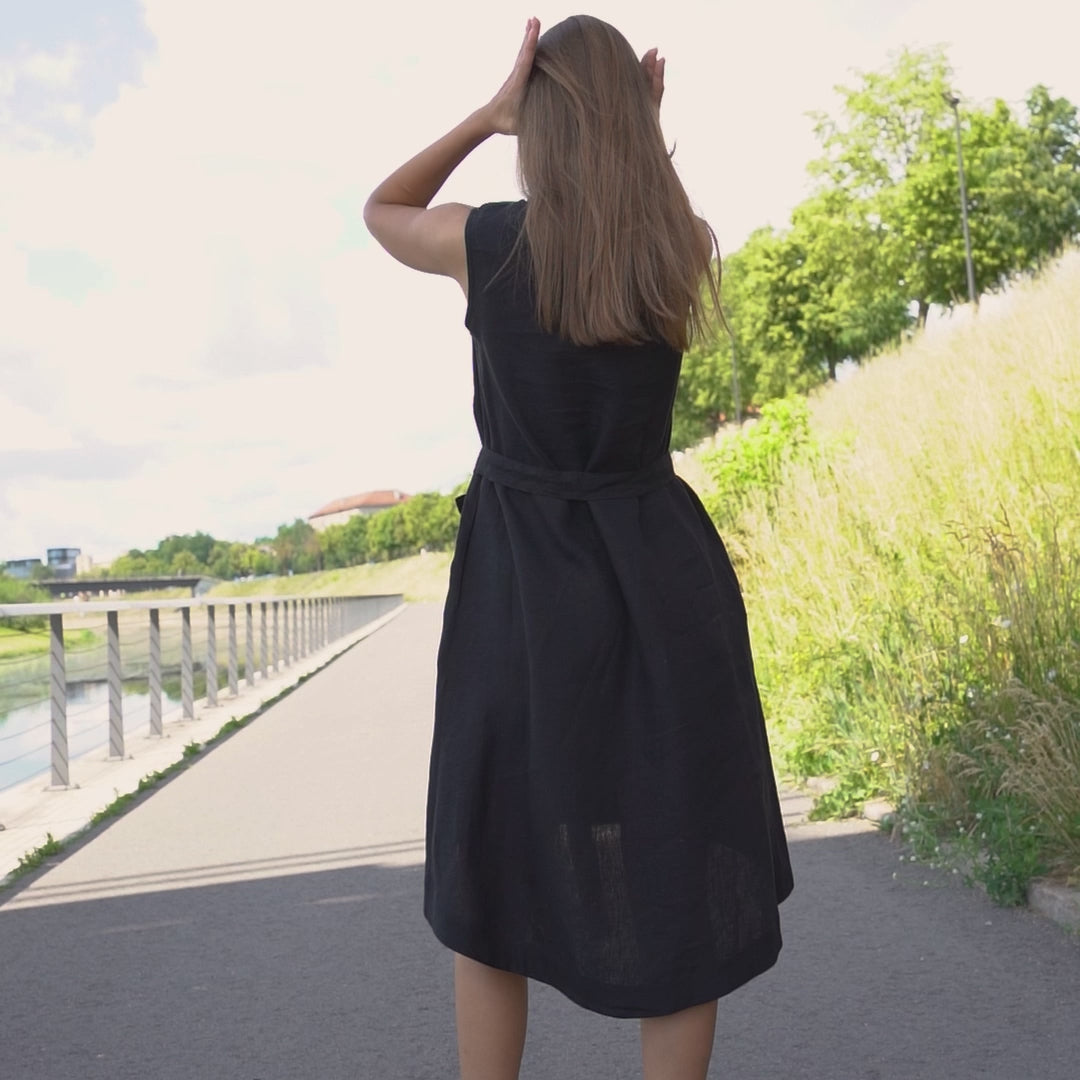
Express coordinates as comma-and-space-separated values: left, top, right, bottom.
307, 490, 410, 531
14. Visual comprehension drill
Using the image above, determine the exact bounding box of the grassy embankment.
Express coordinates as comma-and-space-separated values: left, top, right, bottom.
0, 626, 96, 662
688, 252, 1080, 902
206, 551, 452, 604
110, 550, 452, 606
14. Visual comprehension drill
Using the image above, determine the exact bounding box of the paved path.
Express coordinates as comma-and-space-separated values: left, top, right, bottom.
2, 603, 1078, 1079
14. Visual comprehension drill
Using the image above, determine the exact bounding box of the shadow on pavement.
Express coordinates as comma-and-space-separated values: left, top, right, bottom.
2, 827, 1079, 1080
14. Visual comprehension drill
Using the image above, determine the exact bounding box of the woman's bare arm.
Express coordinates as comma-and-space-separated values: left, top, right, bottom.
363, 18, 540, 294
362, 112, 491, 290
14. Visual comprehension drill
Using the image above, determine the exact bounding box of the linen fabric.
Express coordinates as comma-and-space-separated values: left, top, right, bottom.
424, 200, 794, 1019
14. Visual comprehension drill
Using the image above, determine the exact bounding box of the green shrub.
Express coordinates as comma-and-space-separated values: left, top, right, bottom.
698, 397, 819, 532
0, 574, 50, 632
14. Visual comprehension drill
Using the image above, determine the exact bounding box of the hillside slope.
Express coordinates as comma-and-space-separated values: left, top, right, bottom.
690, 252, 1080, 898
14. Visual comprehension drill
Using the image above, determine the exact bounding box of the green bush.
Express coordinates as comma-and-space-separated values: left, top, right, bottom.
0, 574, 49, 631
698, 397, 819, 532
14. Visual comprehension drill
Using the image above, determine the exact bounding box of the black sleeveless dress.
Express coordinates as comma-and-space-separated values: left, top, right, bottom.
424, 200, 794, 1019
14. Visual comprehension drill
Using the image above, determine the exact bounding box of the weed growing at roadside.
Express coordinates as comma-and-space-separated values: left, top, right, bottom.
15, 832, 62, 873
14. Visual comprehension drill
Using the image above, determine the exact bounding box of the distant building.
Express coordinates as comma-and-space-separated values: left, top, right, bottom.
307, 490, 410, 532
75, 552, 94, 575
3, 558, 43, 580
47, 547, 81, 580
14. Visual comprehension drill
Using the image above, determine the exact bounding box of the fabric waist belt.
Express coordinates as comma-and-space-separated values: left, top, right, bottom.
473, 447, 675, 501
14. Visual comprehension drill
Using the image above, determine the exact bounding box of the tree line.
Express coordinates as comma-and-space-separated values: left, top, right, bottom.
672, 47, 1080, 450
95, 490, 463, 581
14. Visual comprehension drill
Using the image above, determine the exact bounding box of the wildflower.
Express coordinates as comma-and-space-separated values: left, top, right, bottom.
959, 634, 969, 645
991, 616, 1012, 629
975, 812, 983, 820
1047, 669, 1058, 682
869, 750, 881, 763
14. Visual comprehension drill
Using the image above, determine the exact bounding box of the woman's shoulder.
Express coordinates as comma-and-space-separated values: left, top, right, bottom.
466, 199, 527, 252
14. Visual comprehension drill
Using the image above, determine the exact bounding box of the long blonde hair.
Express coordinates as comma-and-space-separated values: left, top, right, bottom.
515, 15, 721, 352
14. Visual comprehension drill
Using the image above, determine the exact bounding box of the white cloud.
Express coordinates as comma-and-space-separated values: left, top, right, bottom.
2, 0, 1079, 561
890, 0, 1080, 106
22, 46, 82, 87
0, 396, 78, 453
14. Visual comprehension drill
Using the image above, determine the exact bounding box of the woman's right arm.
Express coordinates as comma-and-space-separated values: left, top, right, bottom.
363, 19, 541, 293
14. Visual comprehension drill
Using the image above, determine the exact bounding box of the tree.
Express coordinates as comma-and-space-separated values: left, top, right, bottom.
207, 541, 251, 580
168, 550, 201, 575
1003, 86, 1080, 266
366, 507, 410, 562
110, 550, 164, 576
809, 46, 958, 323
157, 532, 215, 569
340, 512, 371, 563
807, 47, 1080, 321
319, 523, 351, 569
273, 519, 322, 574
671, 337, 737, 451
721, 227, 813, 400
401, 492, 460, 552
788, 188, 911, 375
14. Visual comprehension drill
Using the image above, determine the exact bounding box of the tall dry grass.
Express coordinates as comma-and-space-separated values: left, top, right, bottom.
697, 253, 1080, 894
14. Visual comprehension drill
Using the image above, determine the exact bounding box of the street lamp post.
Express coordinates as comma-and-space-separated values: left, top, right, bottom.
944, 91, 978, 309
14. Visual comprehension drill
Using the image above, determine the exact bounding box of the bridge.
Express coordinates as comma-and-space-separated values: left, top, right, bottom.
36, 573, 218, 598
1, 603, 1078, 1078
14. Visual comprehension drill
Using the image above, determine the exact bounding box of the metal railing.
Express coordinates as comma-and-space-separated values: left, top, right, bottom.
0, 593, 402, 791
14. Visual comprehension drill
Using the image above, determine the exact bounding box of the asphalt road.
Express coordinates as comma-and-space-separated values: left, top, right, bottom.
2, 603, 1078, 1079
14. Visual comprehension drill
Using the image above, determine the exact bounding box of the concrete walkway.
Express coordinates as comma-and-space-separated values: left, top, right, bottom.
0, 597, 405, 879
1, 603, 1078, 1079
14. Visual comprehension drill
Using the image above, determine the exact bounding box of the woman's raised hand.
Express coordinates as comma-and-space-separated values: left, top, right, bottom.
640, 47, 665, 117
482, 17, 540, 136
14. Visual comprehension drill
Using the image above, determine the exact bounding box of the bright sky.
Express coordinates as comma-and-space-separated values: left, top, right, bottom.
2, 0, 1078, 563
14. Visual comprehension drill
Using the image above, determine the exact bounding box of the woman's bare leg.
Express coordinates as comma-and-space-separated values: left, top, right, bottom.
454, 953, 529, 1080
640, 999, 718, 1080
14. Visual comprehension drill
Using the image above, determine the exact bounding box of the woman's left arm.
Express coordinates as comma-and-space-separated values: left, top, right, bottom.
363, 18, 540, 294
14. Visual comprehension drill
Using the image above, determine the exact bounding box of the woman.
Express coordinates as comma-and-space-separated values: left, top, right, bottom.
365, 16, 793, 1080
